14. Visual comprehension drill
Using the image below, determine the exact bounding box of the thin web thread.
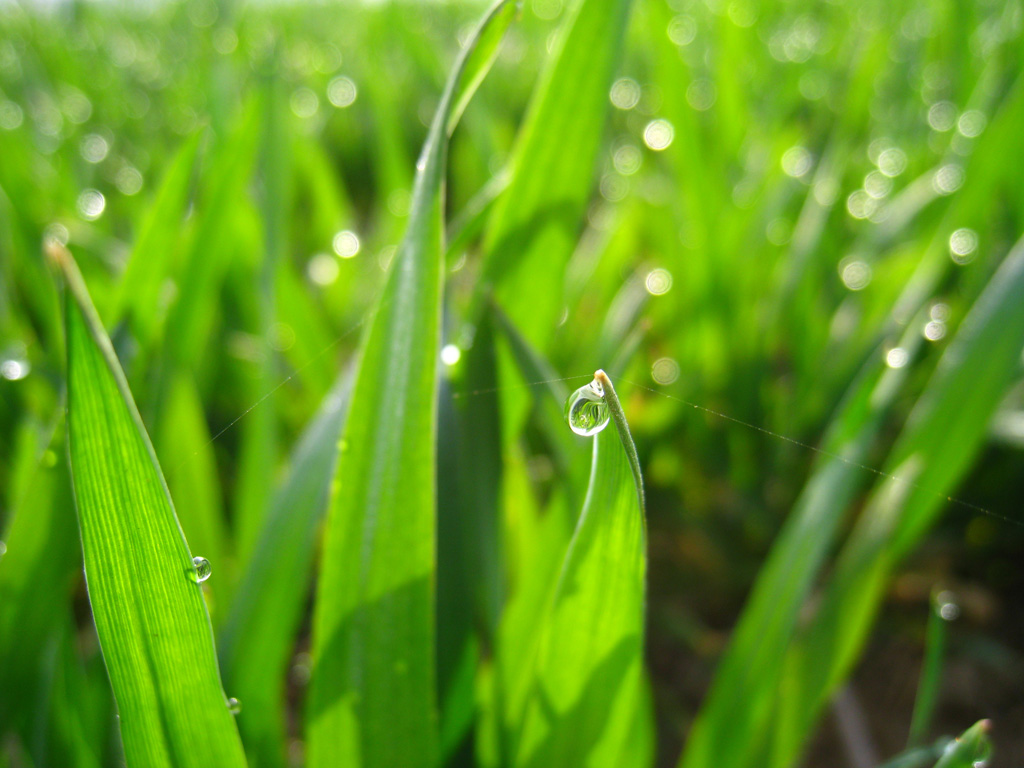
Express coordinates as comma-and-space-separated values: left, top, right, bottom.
188, 325, 1017, 528
614, 376, 1019, 529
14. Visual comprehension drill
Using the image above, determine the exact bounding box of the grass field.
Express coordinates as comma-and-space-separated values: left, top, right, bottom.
1, 0, 1023, 766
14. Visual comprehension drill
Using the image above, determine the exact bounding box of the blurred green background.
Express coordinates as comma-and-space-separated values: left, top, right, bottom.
1, 0, 1023, 765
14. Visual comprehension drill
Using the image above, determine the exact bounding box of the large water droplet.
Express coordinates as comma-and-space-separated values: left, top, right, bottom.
564, 380, 610, 436
227, 697, 241, 715
191, 556, 212, 583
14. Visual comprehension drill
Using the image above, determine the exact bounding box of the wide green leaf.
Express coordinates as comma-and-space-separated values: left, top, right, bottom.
57, 247, 246, 768
305, 4, 514, 767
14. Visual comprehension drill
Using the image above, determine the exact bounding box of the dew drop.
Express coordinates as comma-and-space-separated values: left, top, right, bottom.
191, 556, 212, 583
564, 379, 610, 436
227, 697, 241, 714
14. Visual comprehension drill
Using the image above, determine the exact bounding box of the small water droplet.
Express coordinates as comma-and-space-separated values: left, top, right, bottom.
0, 541, 7, 558
191, 556, 212, 583
564, 380, 610, 436
227, 697, 241, 714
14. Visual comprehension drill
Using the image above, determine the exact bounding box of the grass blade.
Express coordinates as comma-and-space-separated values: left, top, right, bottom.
306, 5, 514, 767
479, 0, 633, 348
220, 375, 350, 768
907, 591, 952, 748
932, 721, 992, 768
773, 237, 1024, 766
512, 371, 646, 767
55, 246, 246, 768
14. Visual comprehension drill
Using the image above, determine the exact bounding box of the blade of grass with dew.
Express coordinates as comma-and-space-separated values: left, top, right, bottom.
512, 371, 647, 768
306, 5, 515, 767
772, 237, 1024, 767
156, 372, 232, 616
932, 721, 992, 768
219, 374, 350, 768
55, 247, 246, 768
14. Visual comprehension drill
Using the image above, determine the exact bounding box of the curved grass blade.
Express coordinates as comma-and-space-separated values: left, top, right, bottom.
306, 4, 515, 767
220, 374, 350, 768
54, 246, 246, 768
772, 237, 1024, 767
678, 320, 925, 768
512, 371, 647, 767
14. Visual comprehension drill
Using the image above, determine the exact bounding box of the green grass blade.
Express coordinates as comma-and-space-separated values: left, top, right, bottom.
907, 591, 951, 748
773, 237, 1024, 766
0, 421, 80, 744
479, 0, 632, 349
447, 0, 520, 136
220, 375, 350, 768
932, 721, 992, 768
678, 323, 923, 768
56, 247, 246, 768
512, 372, 646, 767
306, 5, 514, 767
106, 131, 202, 345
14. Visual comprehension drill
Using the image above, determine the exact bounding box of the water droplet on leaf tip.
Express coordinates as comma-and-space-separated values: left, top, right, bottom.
191, 556, 212, 583
564, 380, 610, 436
227, 697, 241, 714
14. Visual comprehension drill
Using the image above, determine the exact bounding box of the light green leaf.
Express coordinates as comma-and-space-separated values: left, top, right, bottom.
306, 4, 514, 767
57, 248, 247, 768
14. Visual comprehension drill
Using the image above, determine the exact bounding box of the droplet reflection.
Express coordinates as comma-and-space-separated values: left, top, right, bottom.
191, 556, 212, 583
564, 380, 610, 437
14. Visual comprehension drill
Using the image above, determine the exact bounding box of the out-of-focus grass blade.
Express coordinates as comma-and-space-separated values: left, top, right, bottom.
0, 421, 80, 748
163, 101, 260, 366
477, 0, 632, 348
678, 322, 923, 768
306, 4, 514, 767
106, 131, 201, 345
490, 304, 590, 506
512, 372, 646, 767
437, 314, 503, 761
907, 591, 951, 748
772, 238, 1024, 767
232, 76, 290, 568
55, 247, 246, 768
447, 1, 519, 136
932, 721, 992, 768
220, 374, 350, 768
